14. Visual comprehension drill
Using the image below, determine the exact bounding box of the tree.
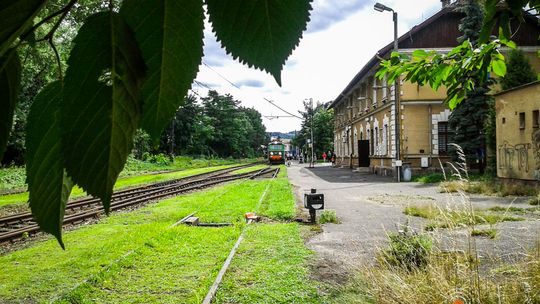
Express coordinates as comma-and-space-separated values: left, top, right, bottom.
500, 49, 537, 90
447, 0, 491, 173
293, 100, 334, 159
0, 1, 313, 245
377, 1, 540, 109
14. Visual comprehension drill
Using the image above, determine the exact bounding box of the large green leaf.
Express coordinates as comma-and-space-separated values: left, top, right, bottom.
0, 0, 46, 57
62, 12, 146, 212
205, 0, 312, 85
121, 0, 204, 139
0, 48, 20, 159
26, 81, 73, 248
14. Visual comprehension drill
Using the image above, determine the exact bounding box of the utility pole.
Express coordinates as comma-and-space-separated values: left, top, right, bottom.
375, 2, 401, 182
310, 98, 315, 168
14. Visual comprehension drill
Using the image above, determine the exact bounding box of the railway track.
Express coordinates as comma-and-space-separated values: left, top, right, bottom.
0, 164, 275, 244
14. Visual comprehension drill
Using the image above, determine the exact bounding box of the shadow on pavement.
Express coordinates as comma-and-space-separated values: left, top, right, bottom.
305, 166, 393, 184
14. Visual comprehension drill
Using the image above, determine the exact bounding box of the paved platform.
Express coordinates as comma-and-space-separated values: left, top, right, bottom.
286, 162, 540, 278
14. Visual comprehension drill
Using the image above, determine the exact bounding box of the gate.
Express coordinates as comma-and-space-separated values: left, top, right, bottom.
358, 140, 370, 167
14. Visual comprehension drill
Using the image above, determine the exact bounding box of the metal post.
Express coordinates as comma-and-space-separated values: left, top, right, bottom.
310, 98, 315, 168
393, 11, 401, 183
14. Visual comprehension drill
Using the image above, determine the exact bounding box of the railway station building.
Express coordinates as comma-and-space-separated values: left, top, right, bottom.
329, 1, 540, 175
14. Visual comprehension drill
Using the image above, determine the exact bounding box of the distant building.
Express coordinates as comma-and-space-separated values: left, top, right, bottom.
329, 2, 540, 175
495, 81, 540, 181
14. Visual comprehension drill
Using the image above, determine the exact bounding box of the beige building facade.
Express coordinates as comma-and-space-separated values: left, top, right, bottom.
330, 3, 540, 175
495, 82, 540, 181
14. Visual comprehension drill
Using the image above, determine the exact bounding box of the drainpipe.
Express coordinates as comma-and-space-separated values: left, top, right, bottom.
428, 104, 432, 167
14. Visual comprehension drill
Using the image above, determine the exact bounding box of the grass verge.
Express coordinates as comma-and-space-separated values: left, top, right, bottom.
0, 164, 237, 208
0, 166, 321, 303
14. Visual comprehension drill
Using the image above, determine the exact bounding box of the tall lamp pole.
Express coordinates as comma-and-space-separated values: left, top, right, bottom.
374, 2, 401, 182
310, 98, 315, 168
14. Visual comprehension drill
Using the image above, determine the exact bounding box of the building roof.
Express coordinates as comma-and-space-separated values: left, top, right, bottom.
493, 80, 540, 96
329, 4, 540, 109
328, 6, 456, 109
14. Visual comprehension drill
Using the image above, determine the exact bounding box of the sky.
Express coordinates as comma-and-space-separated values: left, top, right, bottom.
193, 0, 444, 133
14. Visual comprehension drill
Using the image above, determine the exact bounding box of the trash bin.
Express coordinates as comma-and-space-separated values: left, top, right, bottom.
402, 162, 412, 182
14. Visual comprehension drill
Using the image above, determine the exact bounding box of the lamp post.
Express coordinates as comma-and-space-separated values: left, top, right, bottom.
374, 2, 401, 182
310, 98, 315, 168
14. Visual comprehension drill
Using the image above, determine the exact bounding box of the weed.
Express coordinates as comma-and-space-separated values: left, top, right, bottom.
529, 194, 540, 205
471, 229, 497, 239
319, 210, 340, 224
380, 227, 432, 271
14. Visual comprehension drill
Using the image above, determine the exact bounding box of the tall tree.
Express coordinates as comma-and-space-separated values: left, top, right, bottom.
293, 100, 334, 159
500, 49, 537, 90
448, 0, 491, 173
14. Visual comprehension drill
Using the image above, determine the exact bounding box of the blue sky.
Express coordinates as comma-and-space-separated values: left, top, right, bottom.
194, 0, 443, 132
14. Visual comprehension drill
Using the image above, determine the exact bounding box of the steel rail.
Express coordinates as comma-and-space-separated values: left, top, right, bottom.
0, 166, 273, 243
0, 163, 259, 228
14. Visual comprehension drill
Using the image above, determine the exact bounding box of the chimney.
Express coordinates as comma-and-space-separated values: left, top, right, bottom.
441, 0, 450, 8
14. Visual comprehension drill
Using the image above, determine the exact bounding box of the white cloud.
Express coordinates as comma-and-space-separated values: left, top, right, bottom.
197, 0, 443, 132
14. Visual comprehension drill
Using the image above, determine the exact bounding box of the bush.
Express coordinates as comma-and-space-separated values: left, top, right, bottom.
381, 227, 432, 271
319, 210, 339, 224
143, 153, 171, 166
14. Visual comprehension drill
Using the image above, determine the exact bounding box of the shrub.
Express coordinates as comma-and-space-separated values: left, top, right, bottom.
380, 227, 432, 271
319, 210, 339, 224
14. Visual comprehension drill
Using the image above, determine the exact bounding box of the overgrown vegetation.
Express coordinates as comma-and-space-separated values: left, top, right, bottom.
380, 227, 432, 271
404, 204, 524, 230
0, 167, 322, 303
319, 210, 340, 224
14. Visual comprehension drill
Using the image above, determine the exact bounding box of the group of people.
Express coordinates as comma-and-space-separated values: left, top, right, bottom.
321, 151, 335, 164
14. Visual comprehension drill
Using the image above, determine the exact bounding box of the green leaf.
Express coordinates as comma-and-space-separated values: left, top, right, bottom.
121, 0, 204, 139
62, 12, 146, 212
412, 49, 428, 60
0, 48, 20, 159
26, 81, 73, 248
205, 0, 312, 85
0, 0, 46, 57
491, 59, 507, 77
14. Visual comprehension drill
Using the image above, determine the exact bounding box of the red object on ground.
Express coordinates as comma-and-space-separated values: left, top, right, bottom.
244, 212, 258, 220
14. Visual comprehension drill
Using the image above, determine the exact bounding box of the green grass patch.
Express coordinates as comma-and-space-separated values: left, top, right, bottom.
319, 210, 340, 224
0, 165, 237, 208
404, 205, 525, 230
214, 224, 321, 303
257, 171, 296, 221
471, 229, 497, 239
0, 167, 318, 303
229, 164, 268, 175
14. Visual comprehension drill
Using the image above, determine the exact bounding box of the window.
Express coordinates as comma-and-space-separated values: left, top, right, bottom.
533, 110, 539, 128
438, 122, 453, 155
502, 117, 506, 124
519, 112, 525, 130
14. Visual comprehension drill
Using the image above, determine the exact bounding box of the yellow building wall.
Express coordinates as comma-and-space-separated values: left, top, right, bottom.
401, 81, 448, 101
495, 82, 540, 180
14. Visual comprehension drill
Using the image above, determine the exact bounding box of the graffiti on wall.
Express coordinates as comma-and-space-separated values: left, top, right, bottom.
499, 130, 540, 180
533, 130, 540, 179
498, 142, 531, 173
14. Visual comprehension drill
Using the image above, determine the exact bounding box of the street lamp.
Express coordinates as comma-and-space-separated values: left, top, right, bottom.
374, 2, 401, 182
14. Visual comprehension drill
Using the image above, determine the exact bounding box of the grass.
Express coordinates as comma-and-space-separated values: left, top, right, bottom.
404, 205, 525, 230
0, 156, 255, 194
213, 224, 322, 303
440, 179, 539, 197
0, 164, 238, 208
229, 164, 268, 175
0, 166, 321, 303
319, 210, 340, 224
471, 228, 497, 239
363, 251, 540, 303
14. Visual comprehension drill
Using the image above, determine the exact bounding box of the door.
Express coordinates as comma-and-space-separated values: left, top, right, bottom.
358, 140, 370, 167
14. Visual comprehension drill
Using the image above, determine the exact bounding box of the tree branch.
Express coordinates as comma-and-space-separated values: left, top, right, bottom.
22, 0, 78, 42
48, 38, 63, 81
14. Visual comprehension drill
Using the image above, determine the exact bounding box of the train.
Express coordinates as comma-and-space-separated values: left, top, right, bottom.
268, 140, 285, 164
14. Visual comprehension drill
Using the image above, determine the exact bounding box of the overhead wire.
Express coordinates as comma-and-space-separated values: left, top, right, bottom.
200, 61, 303, 120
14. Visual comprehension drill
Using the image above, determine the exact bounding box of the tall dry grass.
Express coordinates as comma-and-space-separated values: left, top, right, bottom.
363, 144, 540, 303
